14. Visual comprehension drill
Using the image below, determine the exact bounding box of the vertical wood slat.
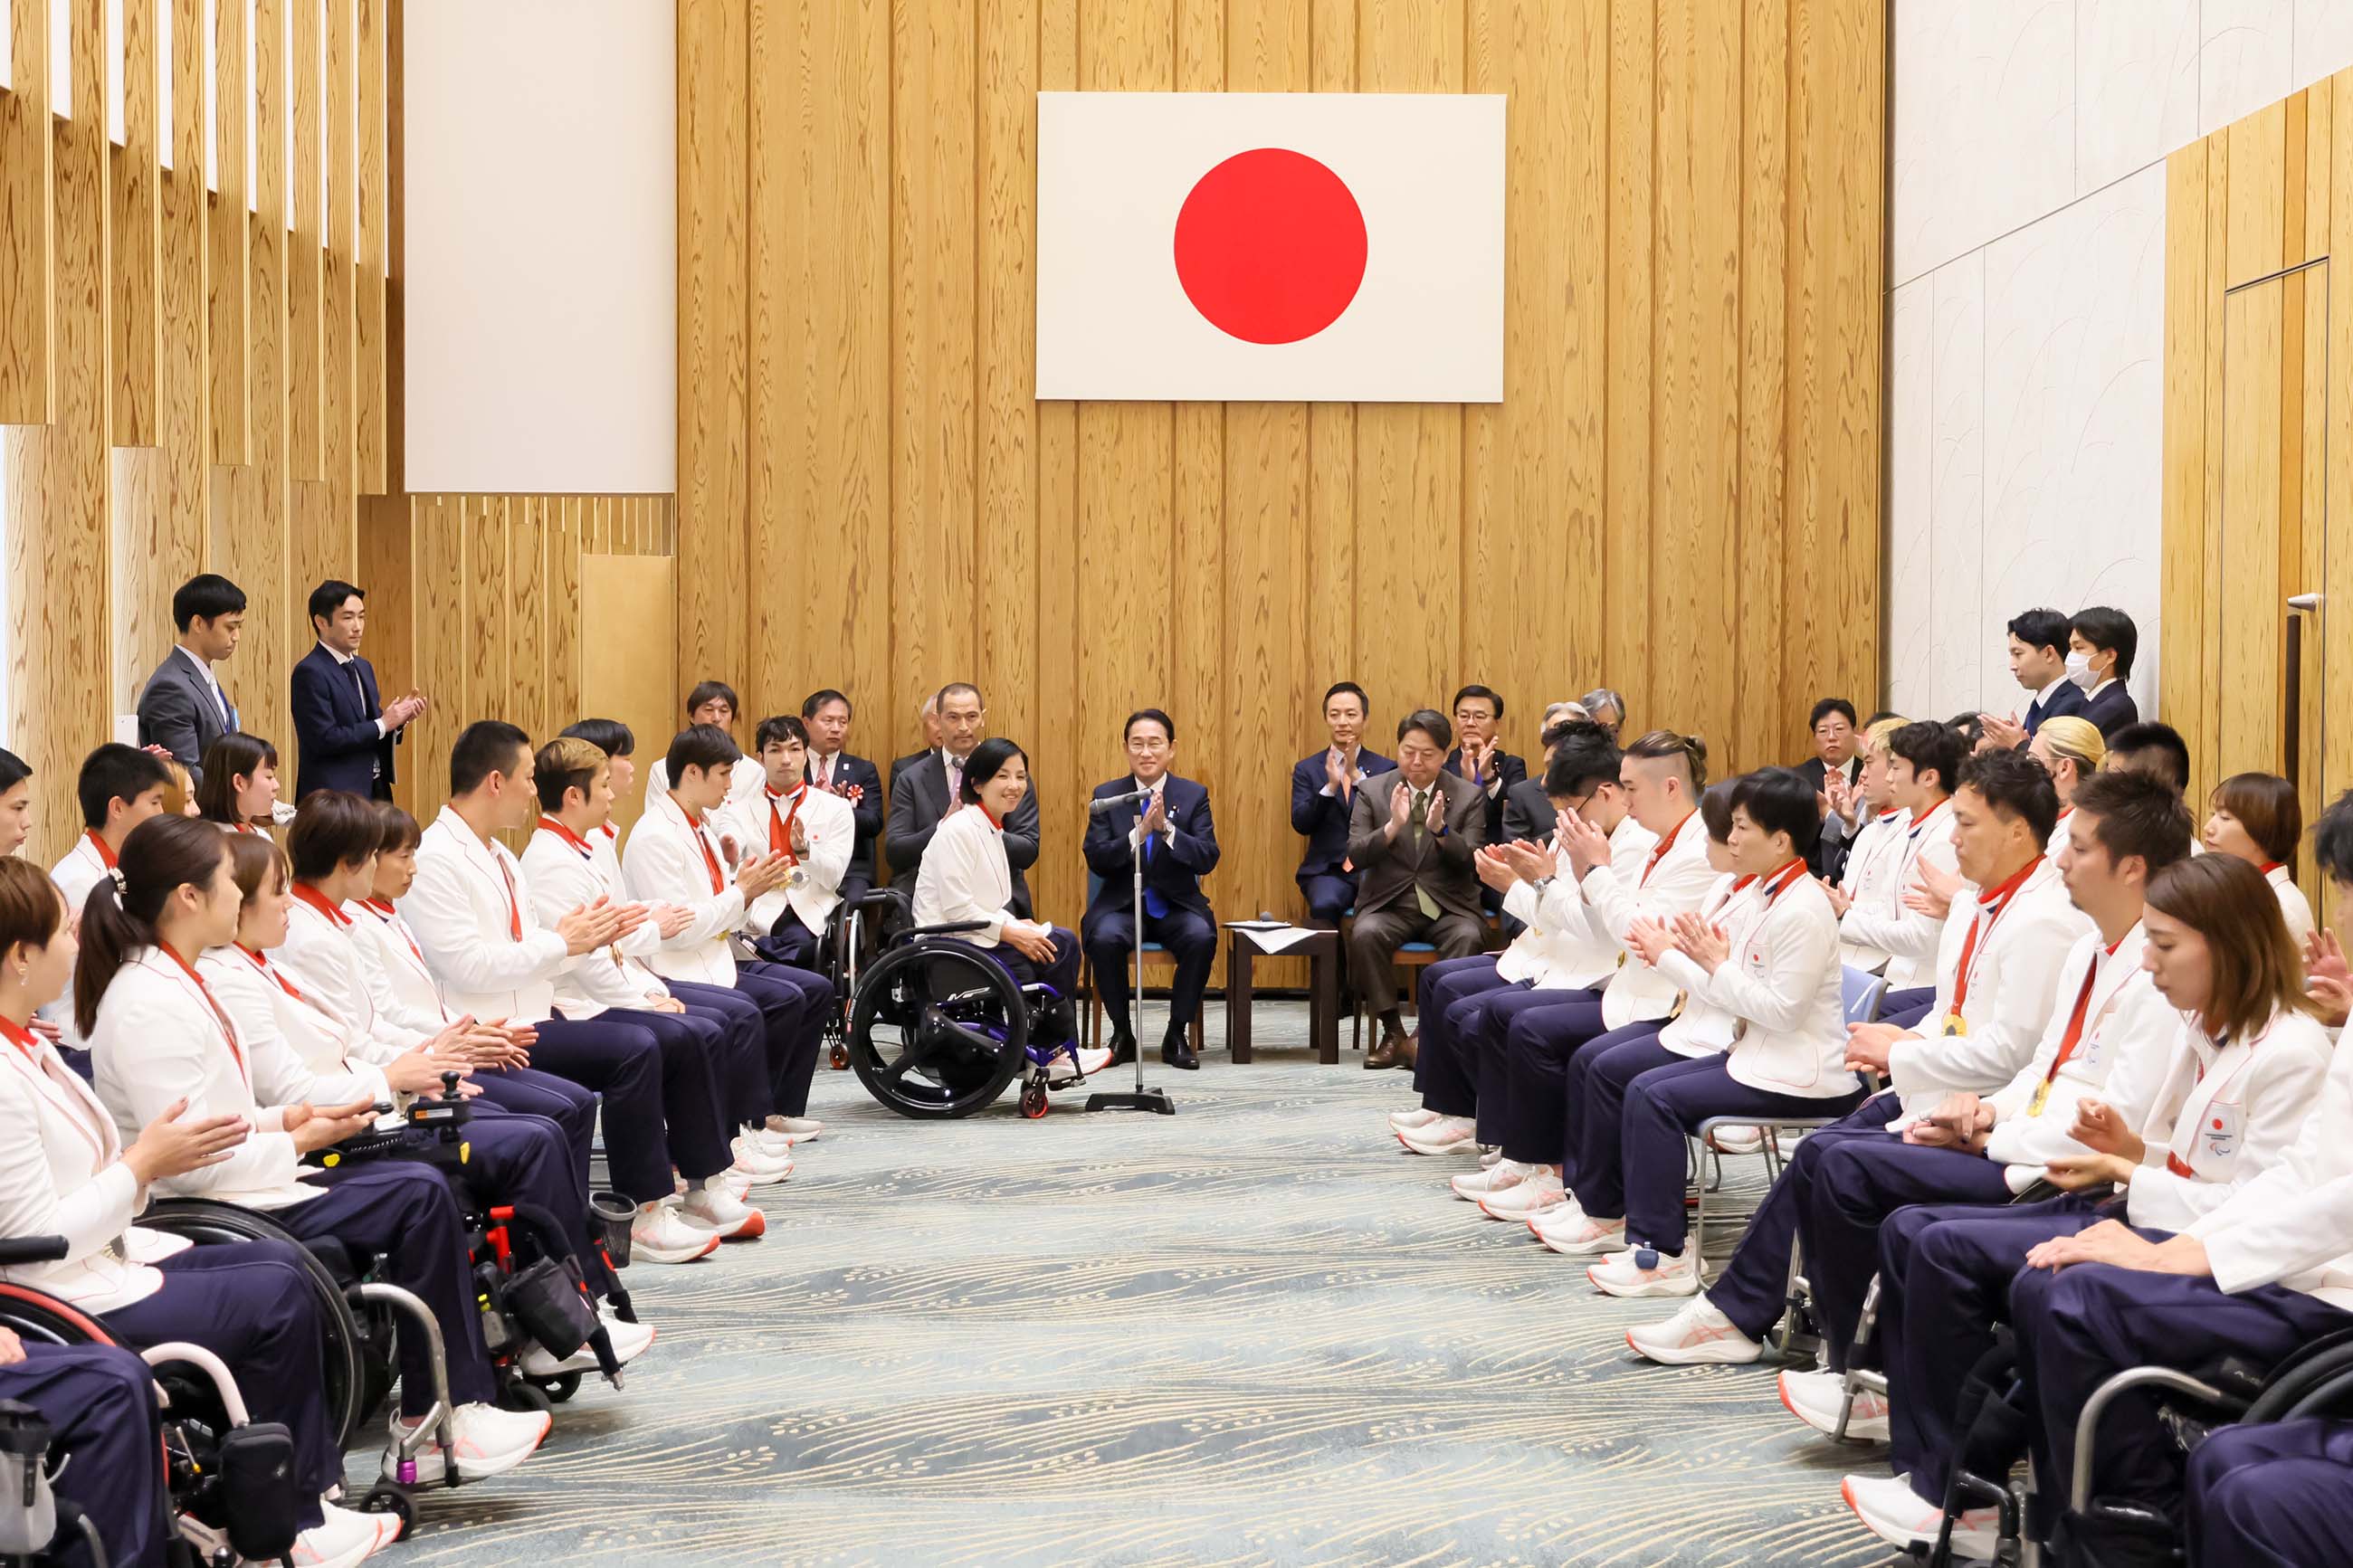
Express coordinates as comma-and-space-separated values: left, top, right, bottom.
110, 0, 161, 445
1605, 0, 1655, 728
1737, 0, 1788, 770
0, 0, 54, 425
289, 0, 325, 481
356, 0, 387, 491
324, 0, 357, 544
2160, 143, 2209, 748
158, 0, 211, 638
209, 0, 251, 462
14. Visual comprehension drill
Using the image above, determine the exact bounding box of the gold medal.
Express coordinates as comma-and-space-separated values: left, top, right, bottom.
1940, 1012, 1967, 1038
2026, 1079, 2051, 1117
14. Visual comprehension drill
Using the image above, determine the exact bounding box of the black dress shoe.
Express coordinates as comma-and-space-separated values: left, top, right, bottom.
1108, 1030, 1138, 1066
1159, 1030, 1200, 1070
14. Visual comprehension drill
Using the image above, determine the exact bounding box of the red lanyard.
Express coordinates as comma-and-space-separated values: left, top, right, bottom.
1950, 856, 2043, 1012
767, 787, 805, 862
0, 1017, 110, 1161
2040, 946, 2113, 1088
361, 899, 427, 964
290, 883, 351, 927
538, 816, 597, 859
1641, 811, 1694, 886
235, 944, 304, 1003
691, 819, 726, 894
493, 857, 523, 940
161, 946, 247, 1083
84, 831, 116, 870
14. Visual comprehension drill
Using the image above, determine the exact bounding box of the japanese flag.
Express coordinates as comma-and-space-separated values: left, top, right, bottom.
1035, 92, 1506, 404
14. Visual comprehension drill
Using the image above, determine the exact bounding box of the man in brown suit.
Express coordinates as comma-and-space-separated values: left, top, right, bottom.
1348, 708, 1491, 1067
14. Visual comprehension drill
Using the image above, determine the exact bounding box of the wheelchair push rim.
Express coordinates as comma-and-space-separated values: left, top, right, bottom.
846, 941, 1030, 1118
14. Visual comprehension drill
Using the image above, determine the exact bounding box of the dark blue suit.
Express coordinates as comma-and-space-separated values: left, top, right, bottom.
1081, 774, 1219, 1034
815, 750, 885, 904
2079, 679, 2139, 741
1291, 748, 1395, 922
291, 641, 398, 798
2021, 678, 2087, 736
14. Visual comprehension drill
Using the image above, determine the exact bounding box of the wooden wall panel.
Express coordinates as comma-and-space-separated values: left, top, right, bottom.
0, 0, 53, 425
676, 0, 1886, 932
110, 0, 161, 447
290, 0, 324, 483
209, 0, 250, 462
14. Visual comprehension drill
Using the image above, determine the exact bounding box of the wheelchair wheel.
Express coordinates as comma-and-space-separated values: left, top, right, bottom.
0, 1281, 118, 1346
847, 940, 1028, 1118
140, 1200, 375, 1449
1019, 1081, 1049, 1119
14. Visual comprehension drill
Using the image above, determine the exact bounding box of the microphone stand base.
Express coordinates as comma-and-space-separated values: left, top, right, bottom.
1082, 1088, 1177, 1116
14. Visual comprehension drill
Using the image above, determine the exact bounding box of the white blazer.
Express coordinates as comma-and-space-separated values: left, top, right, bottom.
1552, 809, 1706, 1031
346, 898, 455, 1037
0, 1022, 189, 1312
273, 893, 421, 1063
1978, 923, 2177, 1191
1835, 809, 1906, 972
521, 822, 672, 1019
1836, 799, 1958, 990
90, 947, 319, 1210
200, 946, 392, 1108
622, 792, 749, 986
40, 834, 114, 1041
719, 783, 853, 937
1885, 856, 2089, 1120
2122, 1007, 2330, 1233
2194, 1010, 2353, 1308
1657, 861, 1852, 1097
2267, 864, 2317, 949
403, 806, 572, 1024
912, 804, 1037, 947
1656, 872, 1762, 1059
1497, 814, 1654, 992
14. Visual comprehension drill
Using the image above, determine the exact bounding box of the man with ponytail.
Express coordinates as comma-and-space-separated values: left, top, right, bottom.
81, 814, 554, 1490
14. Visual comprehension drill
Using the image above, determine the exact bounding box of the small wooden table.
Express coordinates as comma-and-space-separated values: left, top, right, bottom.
1224, 926, 1341, 1065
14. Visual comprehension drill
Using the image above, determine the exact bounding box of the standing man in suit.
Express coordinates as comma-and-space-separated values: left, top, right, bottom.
136, 574, 245, 788
2068, 605, 2141, 740
889, 692, 942, 787
1974, 608, 2086, 750
1796, 698, 1862, 879
1081, 708, 1220, 1071
290, 579, 424, 800
1291, 681, 1396, 924
802, 689, 883, 906
1348, 708, 1490, 1065
1445, 683, 1528, 847
886, 682, 1040, 917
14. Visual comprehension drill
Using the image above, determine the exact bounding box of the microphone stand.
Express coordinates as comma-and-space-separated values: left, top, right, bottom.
1086, 805, 1176, 1116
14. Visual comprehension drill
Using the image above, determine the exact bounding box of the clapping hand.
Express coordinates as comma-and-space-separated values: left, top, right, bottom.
1423, 787, 1447, 836
1823, 879, 1853, 917
1671, 910, 1729, 974
1140, 794, 1169, 839
1903, 857, 1960, 921
1556, 811, 1611, 877
1499, 838, 1558, 883
1977, 712, 2025, 752
1473, 846, 1518, 893
1626, 916, 1675, 967
2306, 929, 2351, 1026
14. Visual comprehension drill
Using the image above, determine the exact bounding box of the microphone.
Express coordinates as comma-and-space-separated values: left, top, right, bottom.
1090, 788, 1152, 817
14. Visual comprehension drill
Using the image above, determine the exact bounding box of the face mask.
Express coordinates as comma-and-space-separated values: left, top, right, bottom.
2065, 650, 2098, 691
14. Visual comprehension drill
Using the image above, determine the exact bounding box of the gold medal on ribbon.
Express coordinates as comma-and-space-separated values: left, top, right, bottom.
2026, 1079, 2051, 1117
1940, 1012, 1967, 1038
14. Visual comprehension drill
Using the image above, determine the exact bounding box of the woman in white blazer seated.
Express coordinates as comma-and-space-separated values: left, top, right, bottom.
2201, 771, 2316, 947
78, 813, 552, 1486
1574, 768, 1867, 1297
0, 856, 396, 1568
910, 737, 1103, 1078
215, 822, 654, 1373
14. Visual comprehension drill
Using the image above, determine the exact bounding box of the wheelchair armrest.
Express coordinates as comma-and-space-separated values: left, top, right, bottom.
890, 920, 993, 945
2069, 1365, 2242, 1513
854, 889, 910, 913
0, 1235, 68, 1266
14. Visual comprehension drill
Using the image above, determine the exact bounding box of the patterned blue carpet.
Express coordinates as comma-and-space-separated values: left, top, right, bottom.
357, 1003, 1896, 1567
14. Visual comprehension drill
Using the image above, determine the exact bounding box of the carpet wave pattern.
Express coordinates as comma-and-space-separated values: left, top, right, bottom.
359, 1003, 1889, 1567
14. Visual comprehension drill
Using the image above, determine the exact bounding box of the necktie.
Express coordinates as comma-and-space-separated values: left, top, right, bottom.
1141, 789, 1168, 920
817, 755, 831, 789
947, 757, 963, 805
1411, 790, 1439, 918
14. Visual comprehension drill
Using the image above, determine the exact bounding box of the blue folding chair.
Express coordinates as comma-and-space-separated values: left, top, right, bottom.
1080, 872, 1205, 1054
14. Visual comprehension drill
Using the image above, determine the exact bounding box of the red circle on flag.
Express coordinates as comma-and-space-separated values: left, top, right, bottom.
1173, 148, 1368, 346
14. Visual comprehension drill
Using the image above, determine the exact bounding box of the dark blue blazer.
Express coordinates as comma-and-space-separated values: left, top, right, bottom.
2080, 680, 2139, 742
2022, 680, 2088, 736
291, 643, 396, 798
1083, 774, 1218, 920
1290, 749, 1395, 879
821, 752, 885, 885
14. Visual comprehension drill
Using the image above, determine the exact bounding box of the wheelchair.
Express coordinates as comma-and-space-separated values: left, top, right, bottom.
0, 1235, 308, 1568
840, 900, 1092, 1120
811, 889, 901, 1071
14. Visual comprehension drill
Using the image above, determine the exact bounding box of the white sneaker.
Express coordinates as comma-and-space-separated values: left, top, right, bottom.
1586, 1243, 1700, 1297
292, 1501, 395, 1566
1477, 1145, 1502, 1166
382, 1401, 549, 1484
753, 1126, 798, 1155
1626, 1297, 1764, 1365
1397, 1116, 1479, 1155
673, 1169, 754, 1198
1782, 1366, 1889, 1440
1390, 1106, 1443, 1131
1046, 1045, 1115, 1085
681, 1183, 767, 1240
1842, 1472, 1997, 1557
1538, 1212, 1627, 1257
1450, 1158, 1532, 1201
1709, 1125, 1766, 1155
630, 1203, 721, 1264
517, 1313, 658, 1377
729, 1135, 795, 1185
1479, 1170, 1567, 1221
765, 1114, 824, 1141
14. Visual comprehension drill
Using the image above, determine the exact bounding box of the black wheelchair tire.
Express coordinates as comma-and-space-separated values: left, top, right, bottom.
846, 940, 1029, 1118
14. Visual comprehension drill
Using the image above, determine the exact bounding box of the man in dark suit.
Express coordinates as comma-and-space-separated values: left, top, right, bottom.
1443, 683, 1528, 844
1500, 710, 1593, 842
1975, 607, 2087, 751
1796, 697, 1863, 879
136, 573, 245, 788
802, 688, 884, 907
1081, 708, 1219, 1070
2070, 605, 2141, 740
1291, 680, 1396, 923
886, 680, 1039, 915
290, 578, 424, 800
1348, 709, 1490, 1067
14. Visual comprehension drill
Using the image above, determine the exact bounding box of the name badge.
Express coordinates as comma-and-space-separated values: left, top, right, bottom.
1745, 945, 1767, 974
2204, 1105, 2243, 1161
1940, 1013, 1967, 1038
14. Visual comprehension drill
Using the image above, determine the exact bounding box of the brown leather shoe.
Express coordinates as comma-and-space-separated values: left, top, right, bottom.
1365, 1025, 1408, 1070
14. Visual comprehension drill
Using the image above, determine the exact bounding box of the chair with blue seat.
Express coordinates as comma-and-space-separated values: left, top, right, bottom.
1080, 872, 1206, 1055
